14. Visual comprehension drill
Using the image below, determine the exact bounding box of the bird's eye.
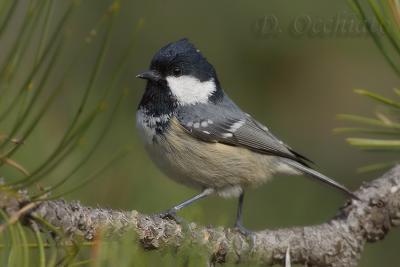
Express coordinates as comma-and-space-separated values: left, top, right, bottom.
172, 67, 182, 77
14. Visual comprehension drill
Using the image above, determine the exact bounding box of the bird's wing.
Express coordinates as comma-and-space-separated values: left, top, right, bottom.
176, 101, 357, 199
176, 100, 311, 166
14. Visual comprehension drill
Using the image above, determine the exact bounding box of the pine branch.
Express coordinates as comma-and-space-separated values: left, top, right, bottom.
2, 166, 400, 266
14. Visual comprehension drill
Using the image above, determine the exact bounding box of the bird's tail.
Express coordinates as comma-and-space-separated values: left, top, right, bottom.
282, 159, 358, 199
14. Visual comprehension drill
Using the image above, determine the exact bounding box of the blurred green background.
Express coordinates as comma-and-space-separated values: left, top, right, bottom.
1, 0, 399, 266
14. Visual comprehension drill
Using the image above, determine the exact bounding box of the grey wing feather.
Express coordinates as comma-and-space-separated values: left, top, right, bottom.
176, 97, 309, 166
248, 117, 313, 165
232, 117, 309, 164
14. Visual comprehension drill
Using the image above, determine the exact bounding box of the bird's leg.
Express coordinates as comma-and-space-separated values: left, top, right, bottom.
157, 188, 214, 222
234, 191, 253, 236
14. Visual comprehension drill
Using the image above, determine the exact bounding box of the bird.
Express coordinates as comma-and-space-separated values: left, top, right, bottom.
136, 38, 357, 235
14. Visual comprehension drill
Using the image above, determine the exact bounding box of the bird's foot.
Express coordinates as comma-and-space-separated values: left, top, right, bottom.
234, 222, 254, 237
154, 208, 184, 224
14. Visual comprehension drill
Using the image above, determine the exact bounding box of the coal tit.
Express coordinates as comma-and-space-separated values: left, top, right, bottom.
136, 38, 356, 234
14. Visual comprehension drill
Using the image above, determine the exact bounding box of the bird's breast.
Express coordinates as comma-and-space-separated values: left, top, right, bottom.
139, 117, 282, 197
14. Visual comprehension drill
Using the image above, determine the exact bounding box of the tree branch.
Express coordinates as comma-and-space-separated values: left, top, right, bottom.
2, 166, 400, 266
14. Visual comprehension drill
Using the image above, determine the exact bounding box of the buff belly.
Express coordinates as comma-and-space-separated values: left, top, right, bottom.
141, 118, 290, 198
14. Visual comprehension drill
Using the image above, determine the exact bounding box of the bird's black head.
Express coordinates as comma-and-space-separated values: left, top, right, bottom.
137, 39, 223, 114
148, 38, 217, 82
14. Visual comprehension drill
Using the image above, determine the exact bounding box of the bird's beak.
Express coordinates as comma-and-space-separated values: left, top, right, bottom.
136, 70, 161, 82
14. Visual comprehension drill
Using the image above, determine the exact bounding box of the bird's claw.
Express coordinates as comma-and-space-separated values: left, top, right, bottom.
155, 209, 183, 223
234, 222, 254, 237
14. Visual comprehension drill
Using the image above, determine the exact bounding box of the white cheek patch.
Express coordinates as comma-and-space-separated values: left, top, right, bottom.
166, 75, 216, 105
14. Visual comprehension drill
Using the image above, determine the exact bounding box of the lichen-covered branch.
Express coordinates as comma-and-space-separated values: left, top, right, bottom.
2, 166, 400, 267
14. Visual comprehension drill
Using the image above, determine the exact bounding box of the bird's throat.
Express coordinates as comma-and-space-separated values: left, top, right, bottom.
138, 82, 178, 118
